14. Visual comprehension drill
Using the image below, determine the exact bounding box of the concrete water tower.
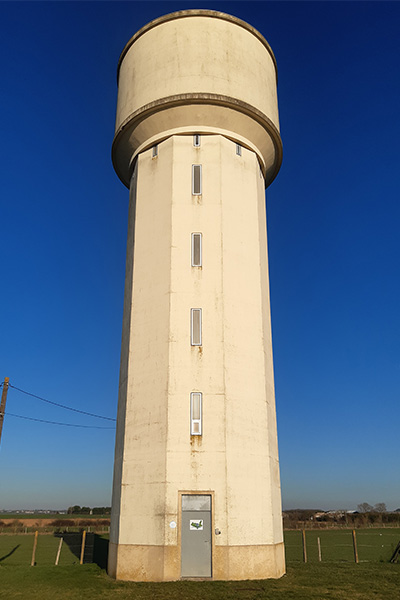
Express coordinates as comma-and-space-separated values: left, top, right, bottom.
109, 9, 284, 581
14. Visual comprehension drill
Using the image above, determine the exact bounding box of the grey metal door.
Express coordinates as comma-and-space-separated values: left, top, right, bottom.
181, 495, 212, 577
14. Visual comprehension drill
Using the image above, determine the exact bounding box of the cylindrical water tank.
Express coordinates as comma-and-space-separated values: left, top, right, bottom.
112, 10, 282, 187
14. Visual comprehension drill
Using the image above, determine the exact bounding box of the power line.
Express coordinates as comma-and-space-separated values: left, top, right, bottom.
1, 411, 115, 429
9, 384, 116, 422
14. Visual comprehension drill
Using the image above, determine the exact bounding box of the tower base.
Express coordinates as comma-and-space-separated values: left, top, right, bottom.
107, 541, 285, 582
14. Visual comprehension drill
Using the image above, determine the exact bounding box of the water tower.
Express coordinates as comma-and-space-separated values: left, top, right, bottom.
109, 9, 285, 581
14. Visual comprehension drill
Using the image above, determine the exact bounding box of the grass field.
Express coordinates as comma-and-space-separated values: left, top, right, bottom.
2, 529, 398, 567
0, 532, 108, 568
0, 563, 398, 600
0, 533, 77, 566
284, 528, 400, 563
0, 529, 399, 599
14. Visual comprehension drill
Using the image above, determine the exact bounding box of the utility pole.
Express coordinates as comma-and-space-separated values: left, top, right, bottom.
0, 377, 10, 447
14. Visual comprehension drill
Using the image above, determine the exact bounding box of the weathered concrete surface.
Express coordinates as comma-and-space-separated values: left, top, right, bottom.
109, 10, 285, 582
112, 10, 282, 187
109, 541, 285, 581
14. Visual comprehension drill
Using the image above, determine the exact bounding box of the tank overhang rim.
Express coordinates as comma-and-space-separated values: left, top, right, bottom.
111, 93, 283, 189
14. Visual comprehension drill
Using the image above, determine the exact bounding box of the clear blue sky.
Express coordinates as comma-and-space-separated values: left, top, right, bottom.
1, 1, 399, 512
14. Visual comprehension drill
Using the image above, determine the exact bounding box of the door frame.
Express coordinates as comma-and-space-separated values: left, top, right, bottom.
178, 490, 215, 579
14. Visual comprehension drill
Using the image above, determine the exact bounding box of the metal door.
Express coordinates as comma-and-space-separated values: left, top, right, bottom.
181, 494, 212, 577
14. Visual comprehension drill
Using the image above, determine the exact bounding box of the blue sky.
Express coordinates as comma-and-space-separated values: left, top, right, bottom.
1, 1, 399, 512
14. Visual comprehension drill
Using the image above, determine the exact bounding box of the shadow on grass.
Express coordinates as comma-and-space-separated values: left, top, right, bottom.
53, 532, 108, 568
93, 535, 109, 569
0, 545, 20, 562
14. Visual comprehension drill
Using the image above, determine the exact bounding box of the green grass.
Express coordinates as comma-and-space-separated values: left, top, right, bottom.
284, 528, 400, 563
2, 530, 399, 568
0, 532, 109, 569
0, 533, 82, 566
1, 530, 399, 599
0, 563, 398, 600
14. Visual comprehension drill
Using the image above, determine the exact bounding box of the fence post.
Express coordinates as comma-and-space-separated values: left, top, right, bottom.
80, 530, 86, 565
31, 531, 38, 566
352, 529, 359, 563
55, 537, 63, 566
317, 536, 322, 562
302, 529, 307, 563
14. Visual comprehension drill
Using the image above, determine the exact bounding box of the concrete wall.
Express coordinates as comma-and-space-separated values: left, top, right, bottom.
109, 134, 284, 580
112, 10, 282, 188
109, 9, 284, 582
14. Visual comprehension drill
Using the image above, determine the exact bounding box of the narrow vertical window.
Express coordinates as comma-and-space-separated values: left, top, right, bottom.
152, 145, 158, 158
191, 308, 202, 346
193, 134, 201, 147
236, 143, 242, 156
192, 165, 202, 195
191, 233, 202, 267
190, 392, 202, 435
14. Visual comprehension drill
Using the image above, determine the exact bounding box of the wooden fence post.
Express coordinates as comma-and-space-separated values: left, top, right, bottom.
352, 529, 359, 563
55, 537, 63, 566
31, 531, 38, 566
80, 530, 86, 565
317, 536, 322, 562
302, 529, 307, 563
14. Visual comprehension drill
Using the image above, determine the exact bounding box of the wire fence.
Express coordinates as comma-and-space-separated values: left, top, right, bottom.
0, 530, 109, 567
284, 528, 400, 563
1, 527, 399, 568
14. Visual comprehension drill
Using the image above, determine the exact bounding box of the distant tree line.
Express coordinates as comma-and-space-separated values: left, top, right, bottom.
357, 502, 387, 513
67, 505, 111, 515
